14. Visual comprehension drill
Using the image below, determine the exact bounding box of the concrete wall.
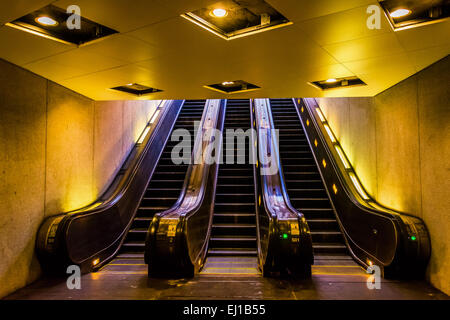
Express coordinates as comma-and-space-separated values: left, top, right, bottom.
317, 56, 450, 295
0, 58, 160, 298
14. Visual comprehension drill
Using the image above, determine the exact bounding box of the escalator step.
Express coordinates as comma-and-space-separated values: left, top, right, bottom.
208, 248, 257, 256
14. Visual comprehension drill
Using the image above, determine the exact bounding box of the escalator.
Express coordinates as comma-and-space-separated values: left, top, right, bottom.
114, 100, 205, 263
203, 99, 259, 275
270, 99, 348, 259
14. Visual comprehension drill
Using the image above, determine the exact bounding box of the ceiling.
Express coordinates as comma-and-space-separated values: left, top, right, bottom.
0, 0, 448, 100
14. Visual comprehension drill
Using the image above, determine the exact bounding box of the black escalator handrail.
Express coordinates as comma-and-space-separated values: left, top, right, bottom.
253, 98, 313, 276
36, 100, 185, 273
296, 97, 430, 278
145, 99, 226, 278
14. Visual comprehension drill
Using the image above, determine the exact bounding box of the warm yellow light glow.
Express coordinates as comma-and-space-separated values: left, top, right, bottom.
369, 201, 389, 213
390, 8, 411, 18
258, 195, 261, 206
212, 8, 228, 18
301, 107, 304, 113
222, 81, 234, 86
335, 145, 351, 169
326, 78, 338, 83
324, 124, 336, 143
306, 119, 310, 126
150, 110, 161, 124
6, 22, 73, 45
332, 184, 338, 194
349, 172, 369, 200
35, 16, 59, 26
316, 108, 326, 122
93, 259, 100, 266
88, 202, 102, 210
138, 126, 151, 144
314, 139, 318, 147
322, 159, 327, 168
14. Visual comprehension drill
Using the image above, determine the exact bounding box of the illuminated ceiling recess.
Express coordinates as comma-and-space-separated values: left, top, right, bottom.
310, 76, 367, 91
204, 80, 260, 94
181, 0, 292, 40
111, 83, 163, 96
379, 0, 450, 31
5, 4, 118, 46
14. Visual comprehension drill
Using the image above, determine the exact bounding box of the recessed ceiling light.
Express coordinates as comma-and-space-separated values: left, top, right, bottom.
6, 4, 118, 46
182, 0, 292, 40
204, 80, 260, 94
211, 8, 228, 18
111, 83, 163, 96
310, 76, 366, 91
390, 8, 412, 18
35, 16, 58, 26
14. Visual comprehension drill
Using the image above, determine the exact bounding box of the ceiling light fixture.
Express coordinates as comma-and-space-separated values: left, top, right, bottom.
211, 8, 228, 18
35, 16, 58, 26
204, 80, 260, 94
325, 78, 338, 83
390, 8, 412, 18
7, 4, 118, 46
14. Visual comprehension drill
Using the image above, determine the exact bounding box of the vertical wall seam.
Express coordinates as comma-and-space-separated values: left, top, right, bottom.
373, 97, 379, 201
416, 78, 424, 218
43, 80, 49, 218
122, 102, 125, 166
92, 101, 96, 200
374, 96, 380, 203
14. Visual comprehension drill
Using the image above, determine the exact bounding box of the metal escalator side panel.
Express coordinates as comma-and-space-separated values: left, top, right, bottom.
252, 98, 313, 277
36, 100, 185, 273
295, 97, 430, 278
146, 99, 227, 278
121, 100, 205, 258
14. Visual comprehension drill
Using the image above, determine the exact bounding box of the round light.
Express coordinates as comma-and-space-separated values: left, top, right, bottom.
325, 78, 338, 83
390, 8, 411, 18
212, 8, 228, 18
35, 16, 59, 26
222, 81, 234, 86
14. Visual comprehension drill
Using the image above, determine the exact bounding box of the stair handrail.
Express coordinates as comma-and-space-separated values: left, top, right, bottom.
252, 98, 314, 277
145, 99, 226, 278
295, 98, 430, 278
36, 100, 185, 273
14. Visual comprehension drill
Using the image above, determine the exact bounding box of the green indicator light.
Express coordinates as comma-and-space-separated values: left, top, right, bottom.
283, 233, 288, 239
411, 236, 417, 241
